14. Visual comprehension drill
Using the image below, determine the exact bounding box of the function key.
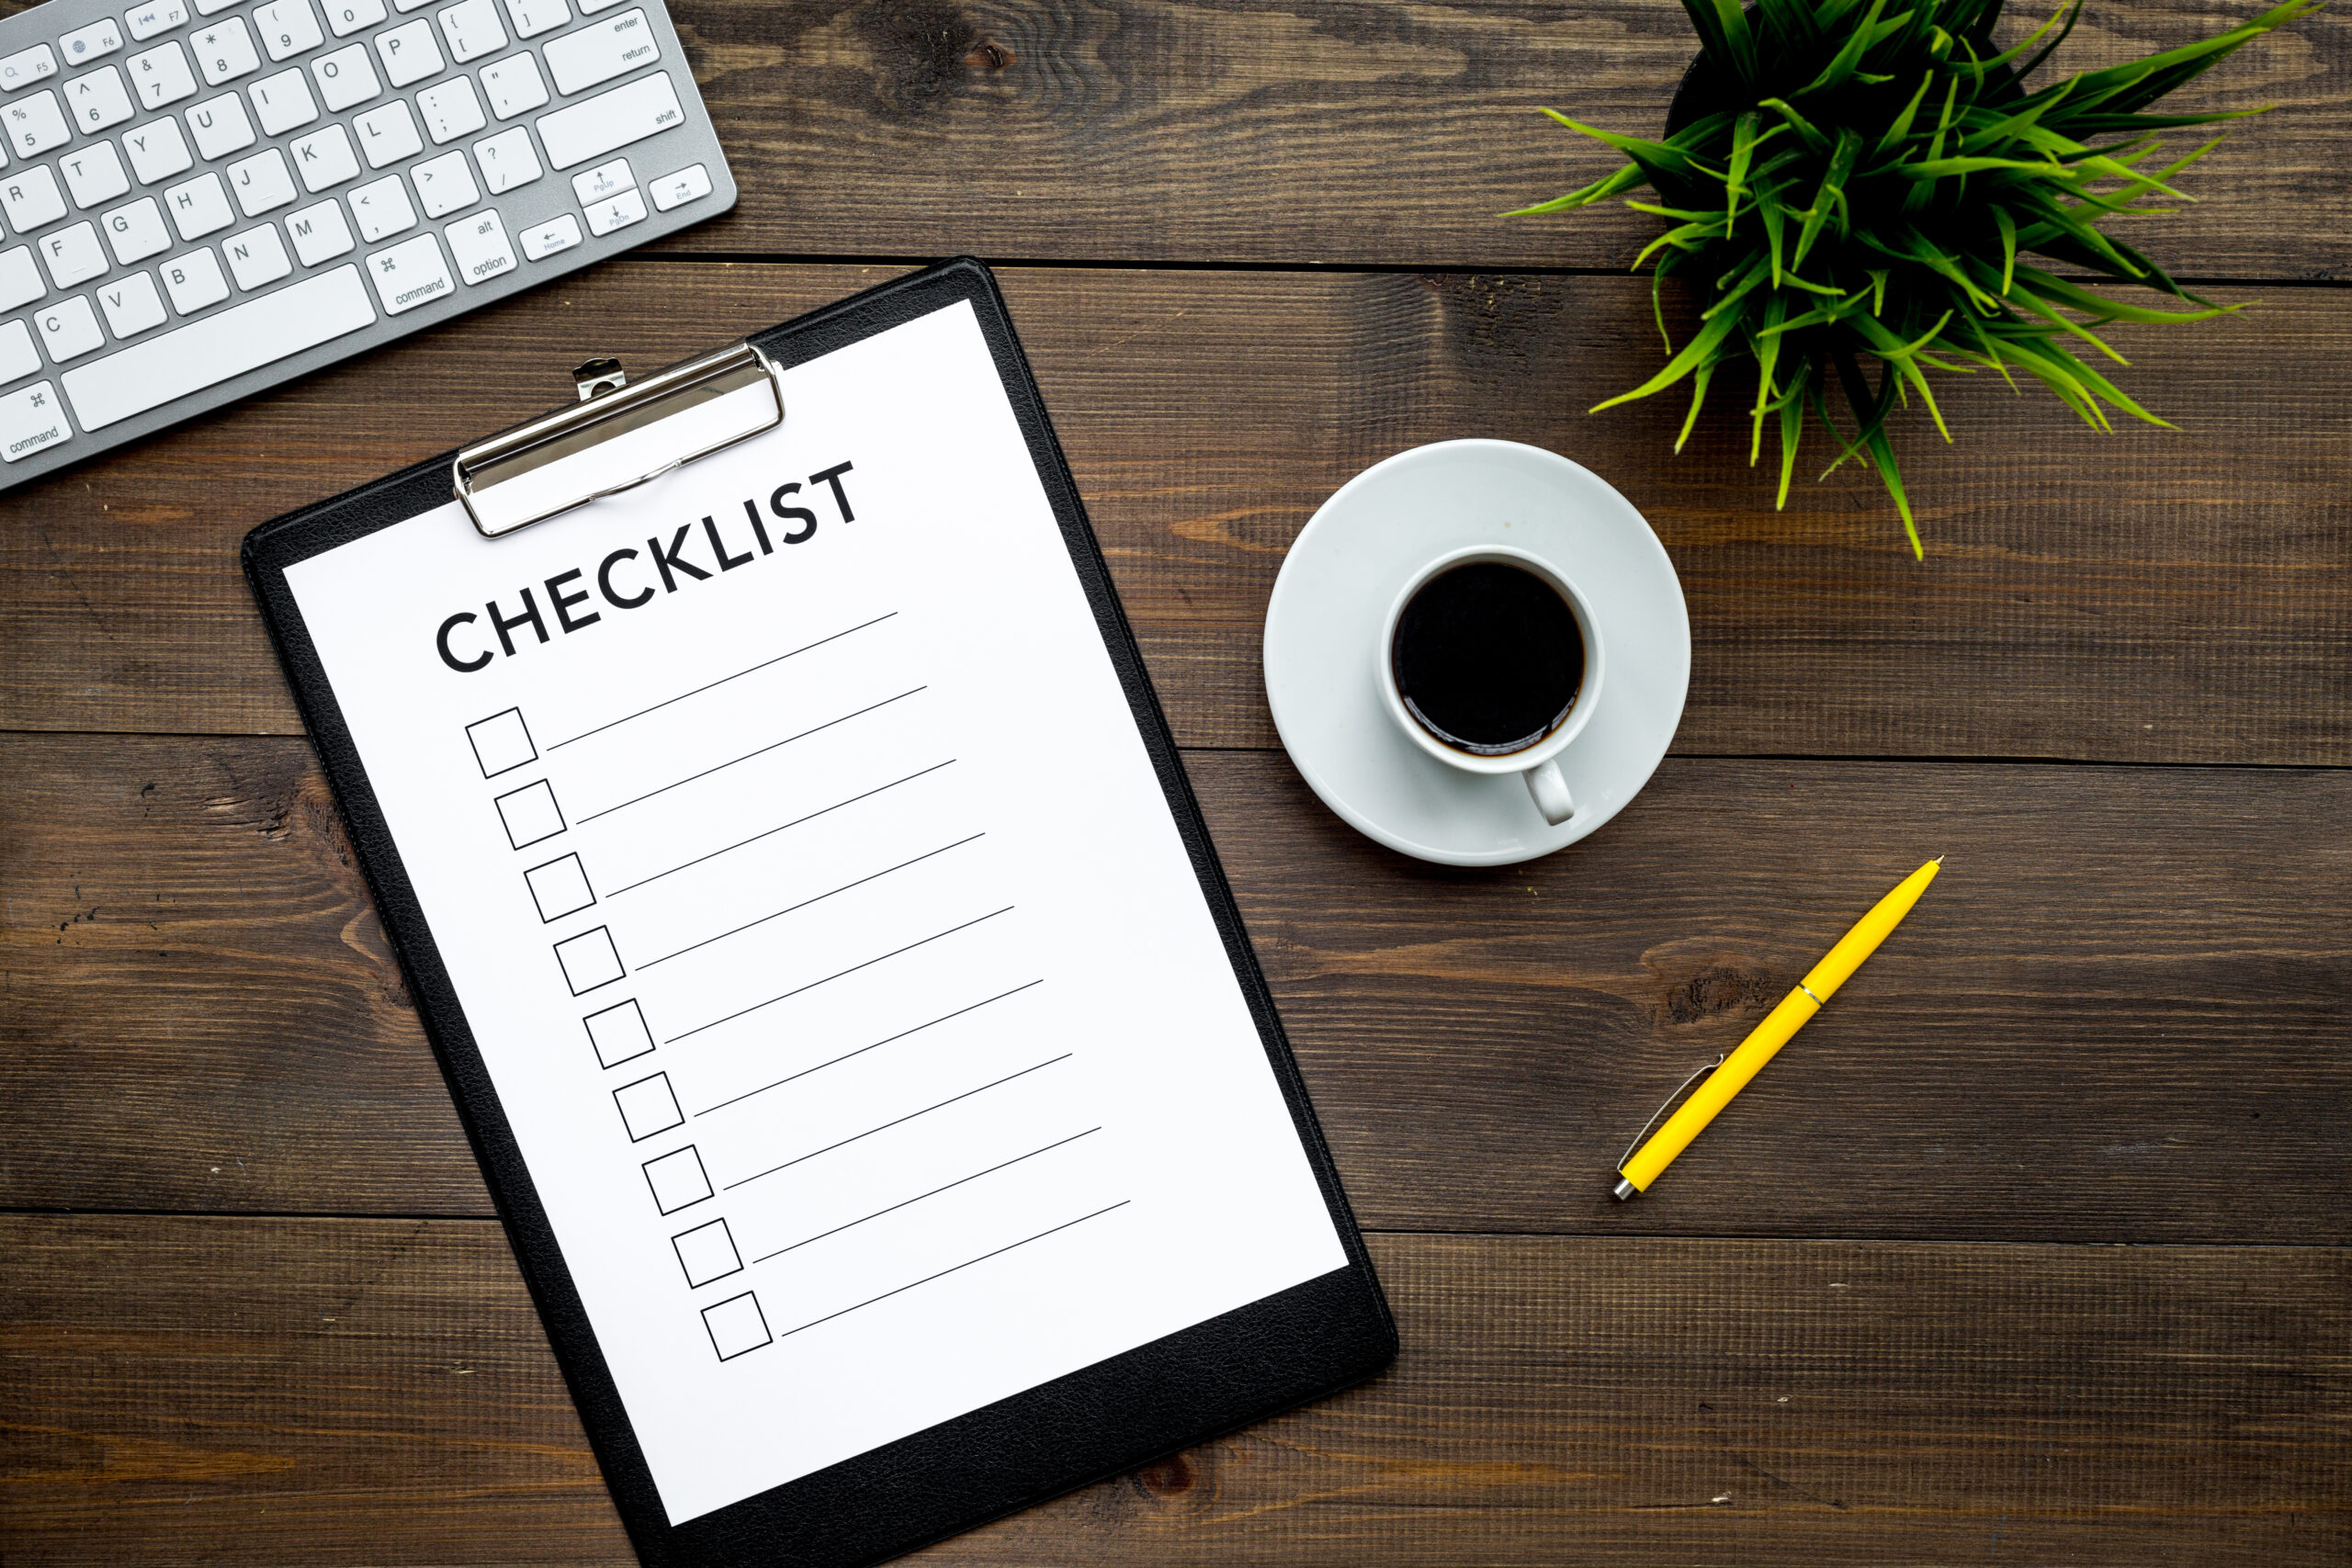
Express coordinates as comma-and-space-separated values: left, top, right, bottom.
0, 44, 60, 91
60, 21, 127, 65
125, 0, 193, 42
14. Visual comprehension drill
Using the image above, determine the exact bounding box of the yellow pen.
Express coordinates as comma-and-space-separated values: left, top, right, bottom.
1613, 858, 1944, 1200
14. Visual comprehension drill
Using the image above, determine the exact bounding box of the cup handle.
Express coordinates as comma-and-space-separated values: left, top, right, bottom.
1524, 759, 1575, 827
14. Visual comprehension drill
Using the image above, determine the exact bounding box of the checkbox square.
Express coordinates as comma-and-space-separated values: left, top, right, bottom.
614, 1072, 684, 1142
494, 780, 566, 850
583, 998, 654, 1069
554, 926, 625, 995
673, 1218, 742, 1289
702, 1291, 771, 1360
466, 708, 537, 778
642, 1145, 711, 1214
526, 852, 597, 923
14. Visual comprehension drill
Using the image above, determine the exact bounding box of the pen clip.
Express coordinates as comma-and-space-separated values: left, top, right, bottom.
1616, 1055, 1727, 1174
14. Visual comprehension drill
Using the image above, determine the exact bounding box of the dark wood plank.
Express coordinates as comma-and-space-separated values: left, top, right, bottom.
3, 1216, 2344, 1564
7, 733, 2346, 1241
673, 0, 2351, 276
4, 263, 2349, 763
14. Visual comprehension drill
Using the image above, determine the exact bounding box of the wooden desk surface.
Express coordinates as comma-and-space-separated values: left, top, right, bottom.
4, 1, 2347, 1561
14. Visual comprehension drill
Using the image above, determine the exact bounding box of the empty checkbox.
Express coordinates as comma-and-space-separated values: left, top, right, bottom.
583, 998, 654, 1068
614, 1072, 684, 1142
526, 852, 597, 923
672, 1218, 742, 1288
466, 707, 537, 778
494, 780, 566, 850
643, 1145, 712, 1214
554, 926, 625, 995
702, 1291, 772, 1360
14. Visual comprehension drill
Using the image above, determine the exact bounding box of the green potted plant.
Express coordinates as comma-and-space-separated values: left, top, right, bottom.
1515, 0, 2317, 555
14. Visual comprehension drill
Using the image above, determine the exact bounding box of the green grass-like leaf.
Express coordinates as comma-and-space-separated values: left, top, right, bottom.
1520, 0, 2321, 552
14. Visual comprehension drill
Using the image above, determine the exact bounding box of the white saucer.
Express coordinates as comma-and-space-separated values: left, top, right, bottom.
1263, 440, 1690, 866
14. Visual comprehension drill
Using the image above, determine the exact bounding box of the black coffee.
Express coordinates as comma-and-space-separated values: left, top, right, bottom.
1390, 562, 1584, 755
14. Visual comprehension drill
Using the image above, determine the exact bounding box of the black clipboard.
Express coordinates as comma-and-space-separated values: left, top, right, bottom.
242, 257, 1396, 1567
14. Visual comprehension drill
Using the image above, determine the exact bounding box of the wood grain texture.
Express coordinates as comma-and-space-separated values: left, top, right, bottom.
3, 264, 2347, 762
7, 733, 2346, 1240
3, 1216, 2345, 1565
663, 0, 2347, 276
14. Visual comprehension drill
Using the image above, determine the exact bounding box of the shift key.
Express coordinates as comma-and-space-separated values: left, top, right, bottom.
536, 70, 680, 171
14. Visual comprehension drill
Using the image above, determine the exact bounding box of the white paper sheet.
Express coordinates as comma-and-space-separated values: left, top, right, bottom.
284, 299, 1349, 1524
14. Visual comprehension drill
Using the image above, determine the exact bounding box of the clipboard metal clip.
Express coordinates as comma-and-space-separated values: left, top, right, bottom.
453, 341, 786, 540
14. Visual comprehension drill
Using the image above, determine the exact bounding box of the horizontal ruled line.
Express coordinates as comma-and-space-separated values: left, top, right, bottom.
693, 979, 1044, 1117
605, 760, 955, 897
749, 1127, 1101, 1265
545, 614, 898, 751
770, 1201, 1132, 1343
575, 686, 926, 825
719, 1054, 1072, 1192
639, 835, 984, 970
663, 907, 1014, 1044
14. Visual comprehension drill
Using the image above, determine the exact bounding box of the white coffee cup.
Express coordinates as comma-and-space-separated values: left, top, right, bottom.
1375, 545, 1606, 827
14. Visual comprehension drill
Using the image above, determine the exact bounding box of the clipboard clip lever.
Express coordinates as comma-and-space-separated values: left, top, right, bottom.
1616, 1055, 1725, 1174
453, 341, 787, 540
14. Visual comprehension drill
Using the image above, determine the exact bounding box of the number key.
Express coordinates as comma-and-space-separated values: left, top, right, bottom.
191, 19, 260, 85
66, 65, 137, 130
127, 43, 198, 107
324, 0, 389, 36
5, 92, 71, 157
251, 0, 325, 62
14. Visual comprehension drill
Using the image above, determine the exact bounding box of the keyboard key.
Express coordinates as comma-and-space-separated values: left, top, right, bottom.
61, 21, 127, 66
2, 165, 68, 232
417, 73, 481, 141
570, 155, 628, 204
195, 0, 244, 14
0, 319, 38, 381
576, 0, 628, 14
157, 243, 227, 310
40, 222, 107, 288
311, 42, 379, 111
186, 91, 254, 158
470, 125, 537, 192
478, 51, 545, 118
100, 195, 171, 262
392, 0, 435, 12
374, 19, 442, 86
246, 67, 316, 133
363, 230, 448, 313
227, 147, 296, 215
353, 98, 420, 166
36, 294, 104, 360
648, 160, 707, 211
0, 46, 61, 92
0, 381, 71, 462
61, 141, 131, 208
346, 171, 412, 239
543, 8, 654, 96
0, 246, 44, 308
190, 19, 258, 85
162, 169, 232, 238
436, 0, 506, 63
125, 0, 193, 42
289, 122, 357, 189
65, 64, 137, 130
223, 220, 289, 287
126, 43, 198, 108
62, 261, 373, 427
252, 0, 323, 62
323, 0, 388, 37
285, 196, 352, 262
6, 91, 72, 155
516, 210, 576, 259
444, 206, 511, 283
535, 69, 677, 170
504, 0, 571, 38
409, 147, 475, 217
121, 117, 194, 181
582, 185, 640, 235
96, 268, 167, 335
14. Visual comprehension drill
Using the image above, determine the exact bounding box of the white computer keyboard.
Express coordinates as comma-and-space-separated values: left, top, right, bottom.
0, 0, 734, 490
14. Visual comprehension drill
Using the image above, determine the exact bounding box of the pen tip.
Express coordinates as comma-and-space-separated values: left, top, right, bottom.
1932, 854, 1946, 864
